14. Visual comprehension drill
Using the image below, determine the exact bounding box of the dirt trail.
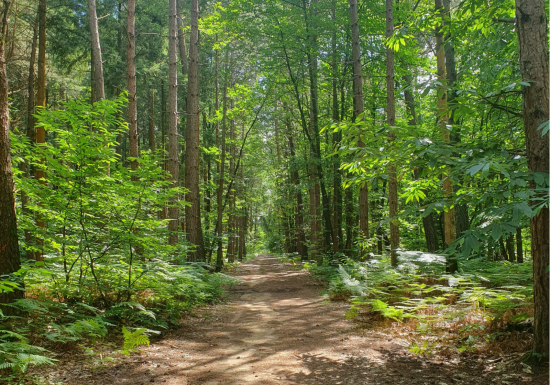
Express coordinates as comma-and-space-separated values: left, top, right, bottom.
64, 254, 543, 385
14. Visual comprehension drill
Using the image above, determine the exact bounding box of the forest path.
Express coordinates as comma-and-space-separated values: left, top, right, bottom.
87, 254, 537, 384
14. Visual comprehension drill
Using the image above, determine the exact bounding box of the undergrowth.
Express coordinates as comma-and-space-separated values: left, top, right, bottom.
302, 251, 534, 358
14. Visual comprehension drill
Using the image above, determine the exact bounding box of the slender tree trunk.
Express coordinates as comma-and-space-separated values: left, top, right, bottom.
227, 92, 236, 263
331, 0, 342, 255
286, 118, 306, 260
435, 0, 456, 273
149, 89, 155, 151
516, 227, 523, 263
215, 50, 229, 272
405, 75, 439, 252
22, 18, 38, 255
515, 0, 549, 358
88, 0, 104, 101
127, 0, 138, 173
0, 0, 23, 308
309, 161, 321, 263
386, 0, 399, 266
505, 234, 515, 262
349, 0, 369, 256
184, 0, 205, 261
442, 0, 469, 239
167, 0, 179, 245
344, 187, 354, 252
176, 0, 188, 76
34, 0, 47, 262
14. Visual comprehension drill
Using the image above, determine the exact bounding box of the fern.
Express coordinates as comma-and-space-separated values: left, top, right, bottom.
120, 327, 150, 356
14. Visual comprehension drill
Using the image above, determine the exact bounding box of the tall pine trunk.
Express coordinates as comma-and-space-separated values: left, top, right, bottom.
34, 0, 47, 261
0, 0, 23, 309
127, 0, 138, 172
349, 0, 369, 256
514, 0, 549, 359
88, 0, 104, 101
386, 0, 399, 266
435, 0, 456, 272
184, 0, 205, 261
167, 0, 179, 245
215, 50, 229, 272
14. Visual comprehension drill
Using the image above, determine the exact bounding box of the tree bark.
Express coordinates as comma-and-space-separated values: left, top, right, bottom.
34, 0, 47, 261
435, 0, 456, 273
386, 0, 399, 266
516, 227, 523, 263
215, 50, 228, 272
227, 91, 236, 263
331, 0, 342, 255
127, 0, 138, 173
22, 18, 38, 255
515, 0, 549, 359
184, 0, 205, 261
167, 0, 179, 245
88, 0, 105, 101
286, 116, 306, 260
177, 0, 188, 76
443, 0, 469, 239
0, 0, 23, 308
149, 89, 155, 151
349, 0, 369, 256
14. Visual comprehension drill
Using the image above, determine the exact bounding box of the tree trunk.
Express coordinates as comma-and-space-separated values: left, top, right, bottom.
344, 186, 354, 252
331, 0, 342, 255
515, 0, 549, 359
309, 162, 322, 263
442, 0, 469, 239
349, 0, 369, 256
227, 92, 236, 263
127, 0, 138, 173
34, 0, 47, 261
215, 50, 229, 272
184, 0, 205, 261
516, 227, 523, 263
386, 0, 399, 266
435, 0, 456, 273
88, 0, 105, 101
149, 89, 155, 151
22, 18, 38, 255
287, 124, 306, 260
505, 234, 515, 262
176, 0, 188, 76
0, 0, 23, 308
167, 0, 179, 245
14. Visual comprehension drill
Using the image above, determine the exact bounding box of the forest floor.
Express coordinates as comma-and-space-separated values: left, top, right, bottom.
45, 254, 547, 385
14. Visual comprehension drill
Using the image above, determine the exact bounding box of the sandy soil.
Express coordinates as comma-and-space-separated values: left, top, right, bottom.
49, 254, 547, 385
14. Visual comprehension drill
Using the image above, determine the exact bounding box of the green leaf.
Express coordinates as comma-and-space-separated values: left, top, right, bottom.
537, 120, 549, 136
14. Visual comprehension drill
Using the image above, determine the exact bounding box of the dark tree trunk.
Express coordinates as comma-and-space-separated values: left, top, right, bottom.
515, 0, 549, 358
167, 0, 179, 245
286, 109, 306, 260
349, 0, 369, 256
435, 0, 456, 273
386, 0, 399, 266
34, 0, 47, 261
22, 18, 38, 255
331, 0, 342, 255
505, 234, 515, 262
149, 89, 155, 151
516, 227, 523, 263
0, 0, 23, 308
215, 50, 229, 272
184, 0, 205, 261
127, 0, 138, 173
